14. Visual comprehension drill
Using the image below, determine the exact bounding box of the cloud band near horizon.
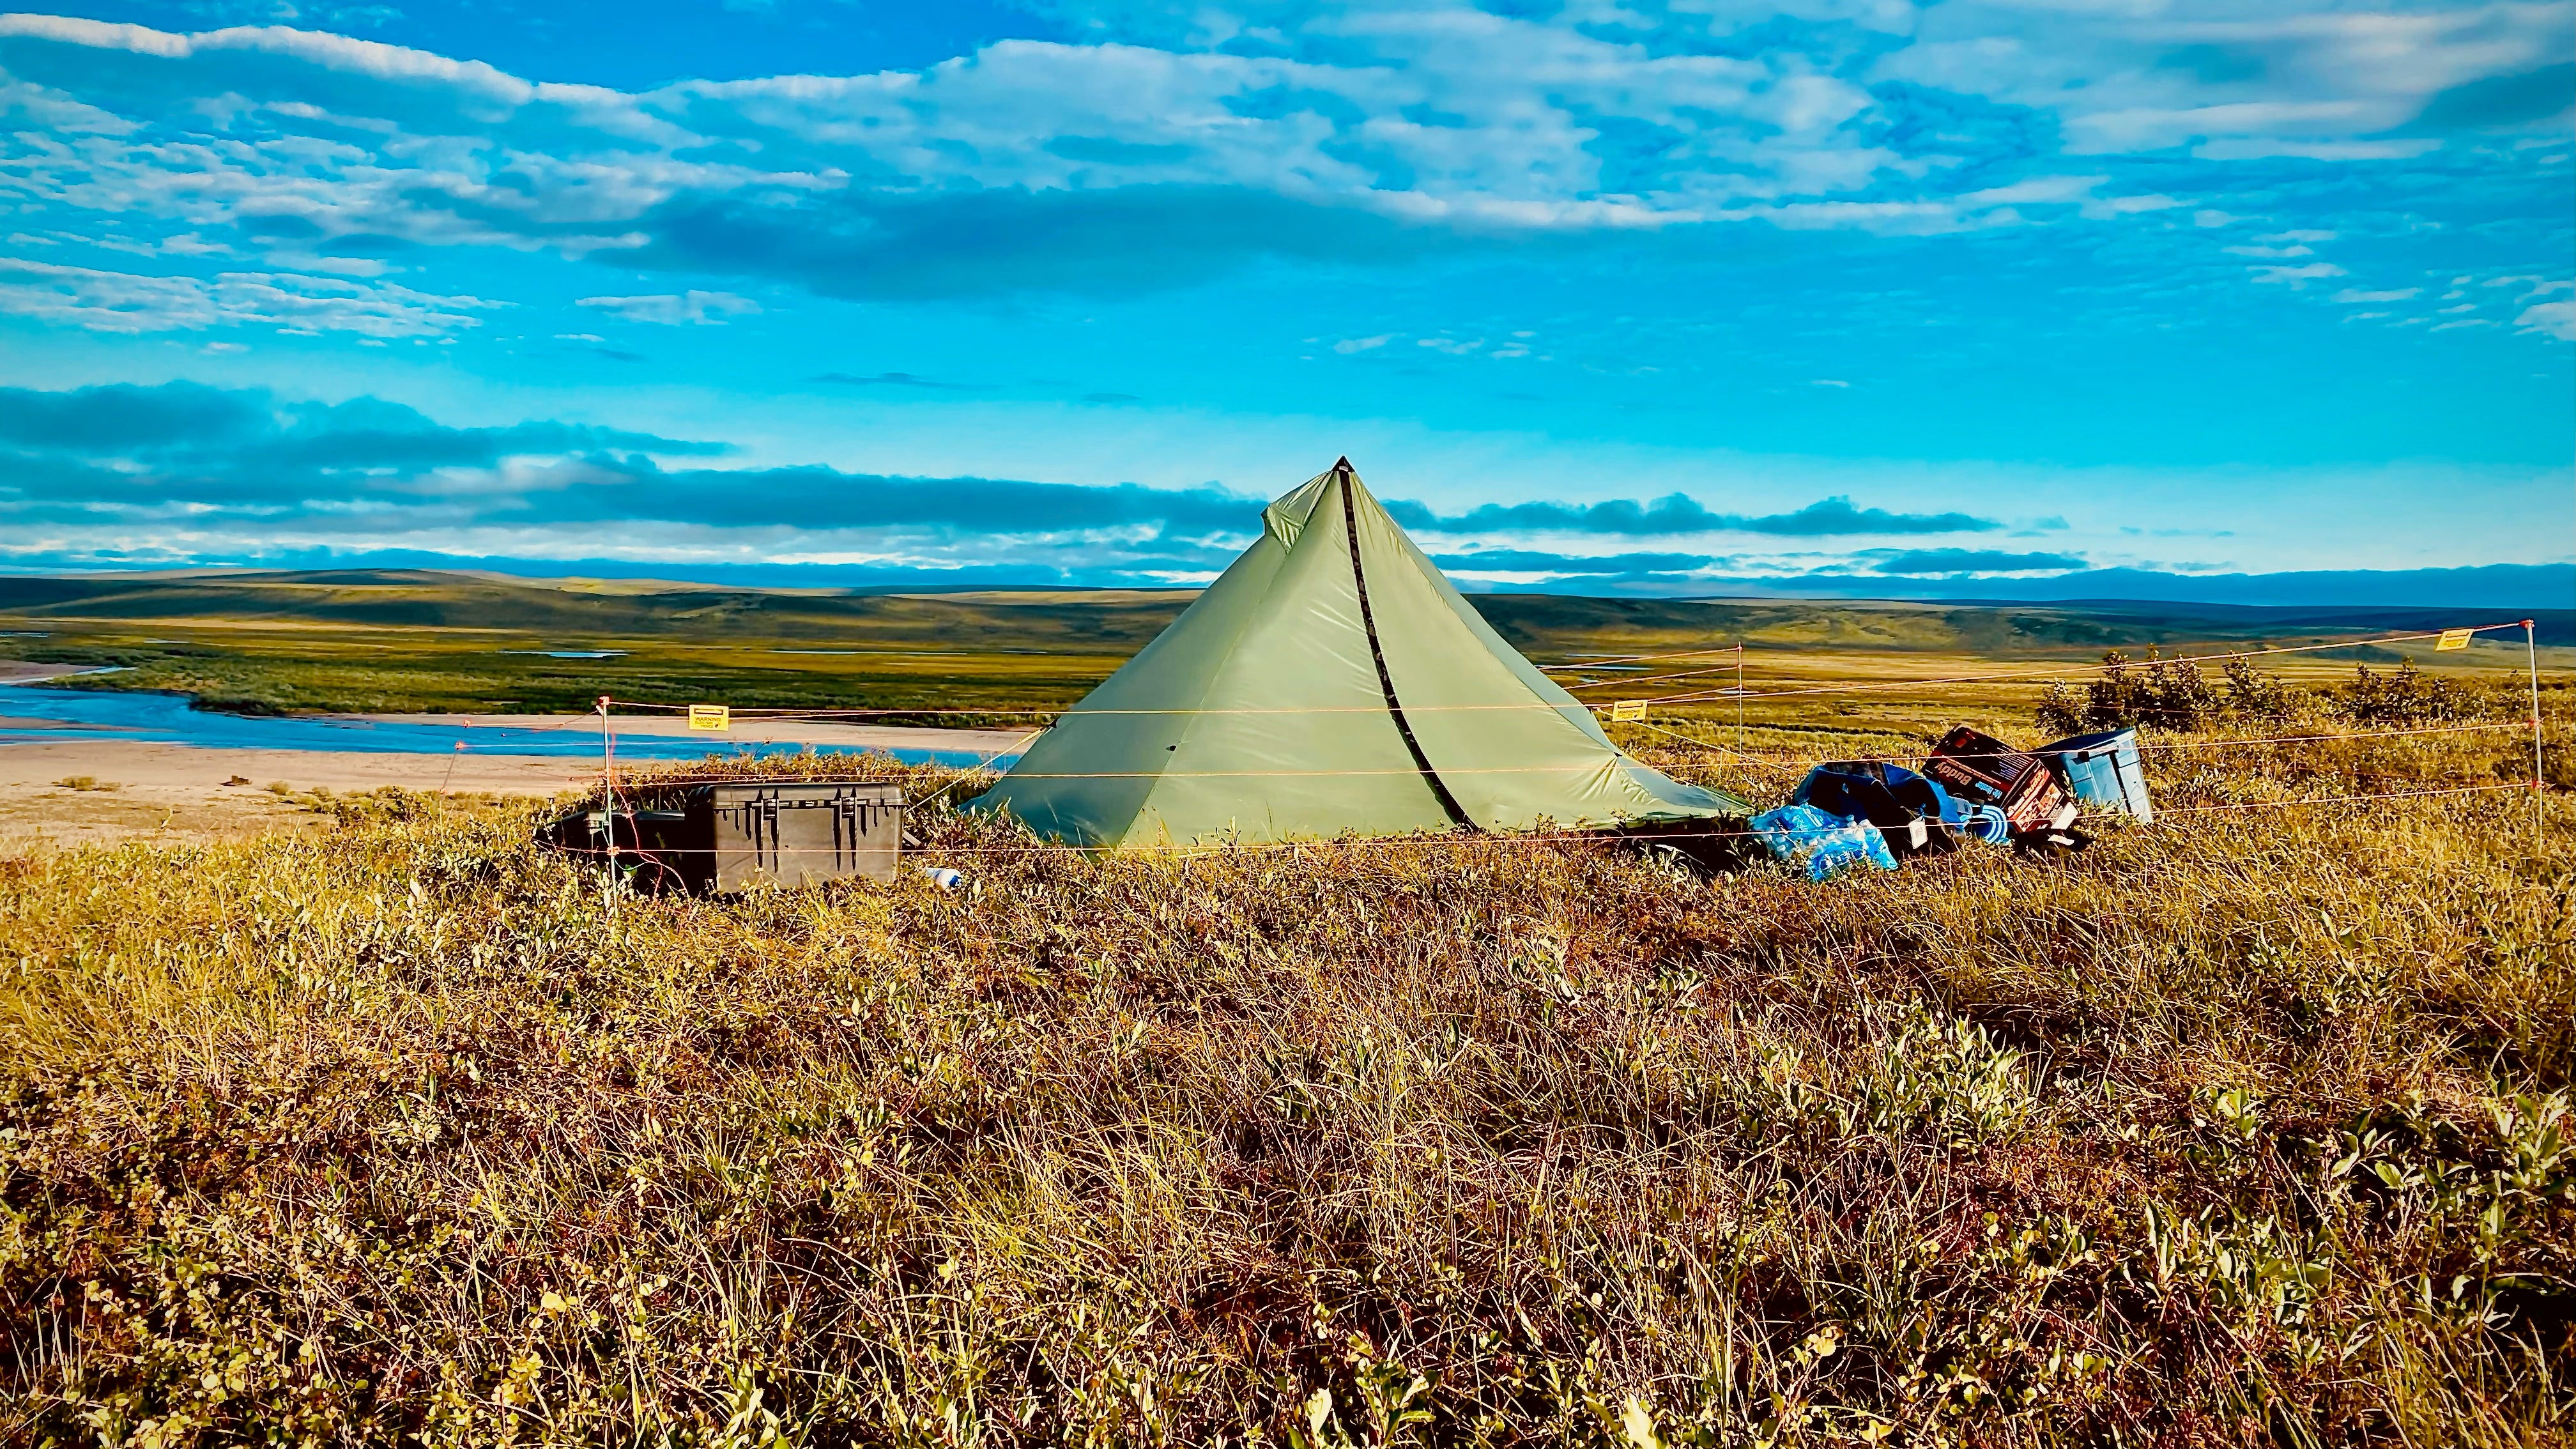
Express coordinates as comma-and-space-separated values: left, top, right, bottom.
0, 380, 2066, 574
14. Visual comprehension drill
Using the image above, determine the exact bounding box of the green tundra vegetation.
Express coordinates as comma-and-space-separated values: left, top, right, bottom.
2, 654, 2570, 1445
3, 568, 2560, 722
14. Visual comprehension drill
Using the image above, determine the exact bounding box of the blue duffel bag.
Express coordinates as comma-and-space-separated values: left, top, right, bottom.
1791, 760, 1960, 857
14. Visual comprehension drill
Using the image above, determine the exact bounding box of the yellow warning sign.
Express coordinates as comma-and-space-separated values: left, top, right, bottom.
689, 704, 731, 732
1611, 700, 1648, 723
2435, 629, 2473, 652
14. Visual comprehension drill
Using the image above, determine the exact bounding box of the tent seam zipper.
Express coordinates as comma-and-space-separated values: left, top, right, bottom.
1339, 463, 1473, 830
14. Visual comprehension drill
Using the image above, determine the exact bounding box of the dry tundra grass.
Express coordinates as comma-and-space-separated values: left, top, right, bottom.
1, 713, 2570, 1446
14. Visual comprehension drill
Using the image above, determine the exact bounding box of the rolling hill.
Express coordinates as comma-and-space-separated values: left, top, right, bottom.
3, 569, 2563, 654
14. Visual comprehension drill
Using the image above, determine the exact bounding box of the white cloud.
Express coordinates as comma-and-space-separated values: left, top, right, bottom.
0, 0, 2562, 333
0, 72, 134, 135
2333, 288, 2420, 303
2483, 274, 2565, 300
1811, 378, 1851, 388
575, 291, 761, 325
2248, 263, 2347, 288
0, 0, 2544, 281
1331, 335, 1392, 353
280, 255, 392, 277
2515, 300, 2576, 341
0, 258, 498, 335
1959, 174, 2107, 208
1901, 1, 2572, 160
0, 13, 539, 107
2089, 193, 2183, 217
2194, 138, 2443, 162
1759, 199, 1984, 233
2071, 101, 2370, 153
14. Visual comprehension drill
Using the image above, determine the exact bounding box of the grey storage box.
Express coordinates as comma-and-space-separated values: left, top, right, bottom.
539, 780, 902, 894
684, 781, 903, 893
2038, 728, 2154, 824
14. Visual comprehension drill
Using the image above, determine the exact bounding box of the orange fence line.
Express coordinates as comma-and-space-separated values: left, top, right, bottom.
603, 698, 1618, 719
1537, 643, 1742, 671
583, 620, 2540, 723
553, 781, 2538, 864
1622, 719, 2534, 770
572, 718, 2532, 785
931, 762, 1681, 779
1629, 620, 2534, 703
1006, 780, 2533, 857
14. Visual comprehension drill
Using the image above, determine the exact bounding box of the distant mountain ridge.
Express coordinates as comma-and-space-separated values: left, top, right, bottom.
6, 554, 2563, 613
1694, 563, 2572, 611
2, 568, 2564, 650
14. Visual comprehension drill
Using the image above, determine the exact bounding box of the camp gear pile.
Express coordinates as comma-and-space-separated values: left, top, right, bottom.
1752, 725, 2151, 879
970, 459, 1747, 848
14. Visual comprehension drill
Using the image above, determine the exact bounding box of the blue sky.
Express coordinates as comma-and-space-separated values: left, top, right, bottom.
0, 0, 2569, 602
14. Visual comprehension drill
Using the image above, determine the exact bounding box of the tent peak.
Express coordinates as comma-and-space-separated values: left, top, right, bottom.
1332, 455, 1354, 473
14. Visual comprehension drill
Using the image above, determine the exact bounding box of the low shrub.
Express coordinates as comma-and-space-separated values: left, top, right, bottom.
1, 751, 2568, 1445
2039, 653, 2522, 737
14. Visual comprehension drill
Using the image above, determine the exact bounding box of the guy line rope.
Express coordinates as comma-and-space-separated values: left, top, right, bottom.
567, 721, 2546, 861
567, 617, 2549, 852
1620, 718, 2534, 769
1568, 620, 2536, 702
556, 782, 2538, 865
581, 621, 2534, 723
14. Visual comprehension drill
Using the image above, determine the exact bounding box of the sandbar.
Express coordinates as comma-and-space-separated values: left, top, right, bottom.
0, 712, 1029, 852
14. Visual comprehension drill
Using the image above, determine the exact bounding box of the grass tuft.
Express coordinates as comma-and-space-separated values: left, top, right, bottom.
1, 735, 2570, 1445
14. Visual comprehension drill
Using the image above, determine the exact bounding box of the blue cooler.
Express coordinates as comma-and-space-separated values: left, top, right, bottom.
2040, 728, 2152, 824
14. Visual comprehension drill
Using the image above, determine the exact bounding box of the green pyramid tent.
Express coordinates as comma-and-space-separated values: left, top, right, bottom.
969, 459, 1748, 847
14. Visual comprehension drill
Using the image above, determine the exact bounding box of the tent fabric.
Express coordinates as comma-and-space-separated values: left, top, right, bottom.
968, 460, 1750, 847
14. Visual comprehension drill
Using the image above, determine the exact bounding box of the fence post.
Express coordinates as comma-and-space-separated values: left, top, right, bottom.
2528, 620, 2545, 826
